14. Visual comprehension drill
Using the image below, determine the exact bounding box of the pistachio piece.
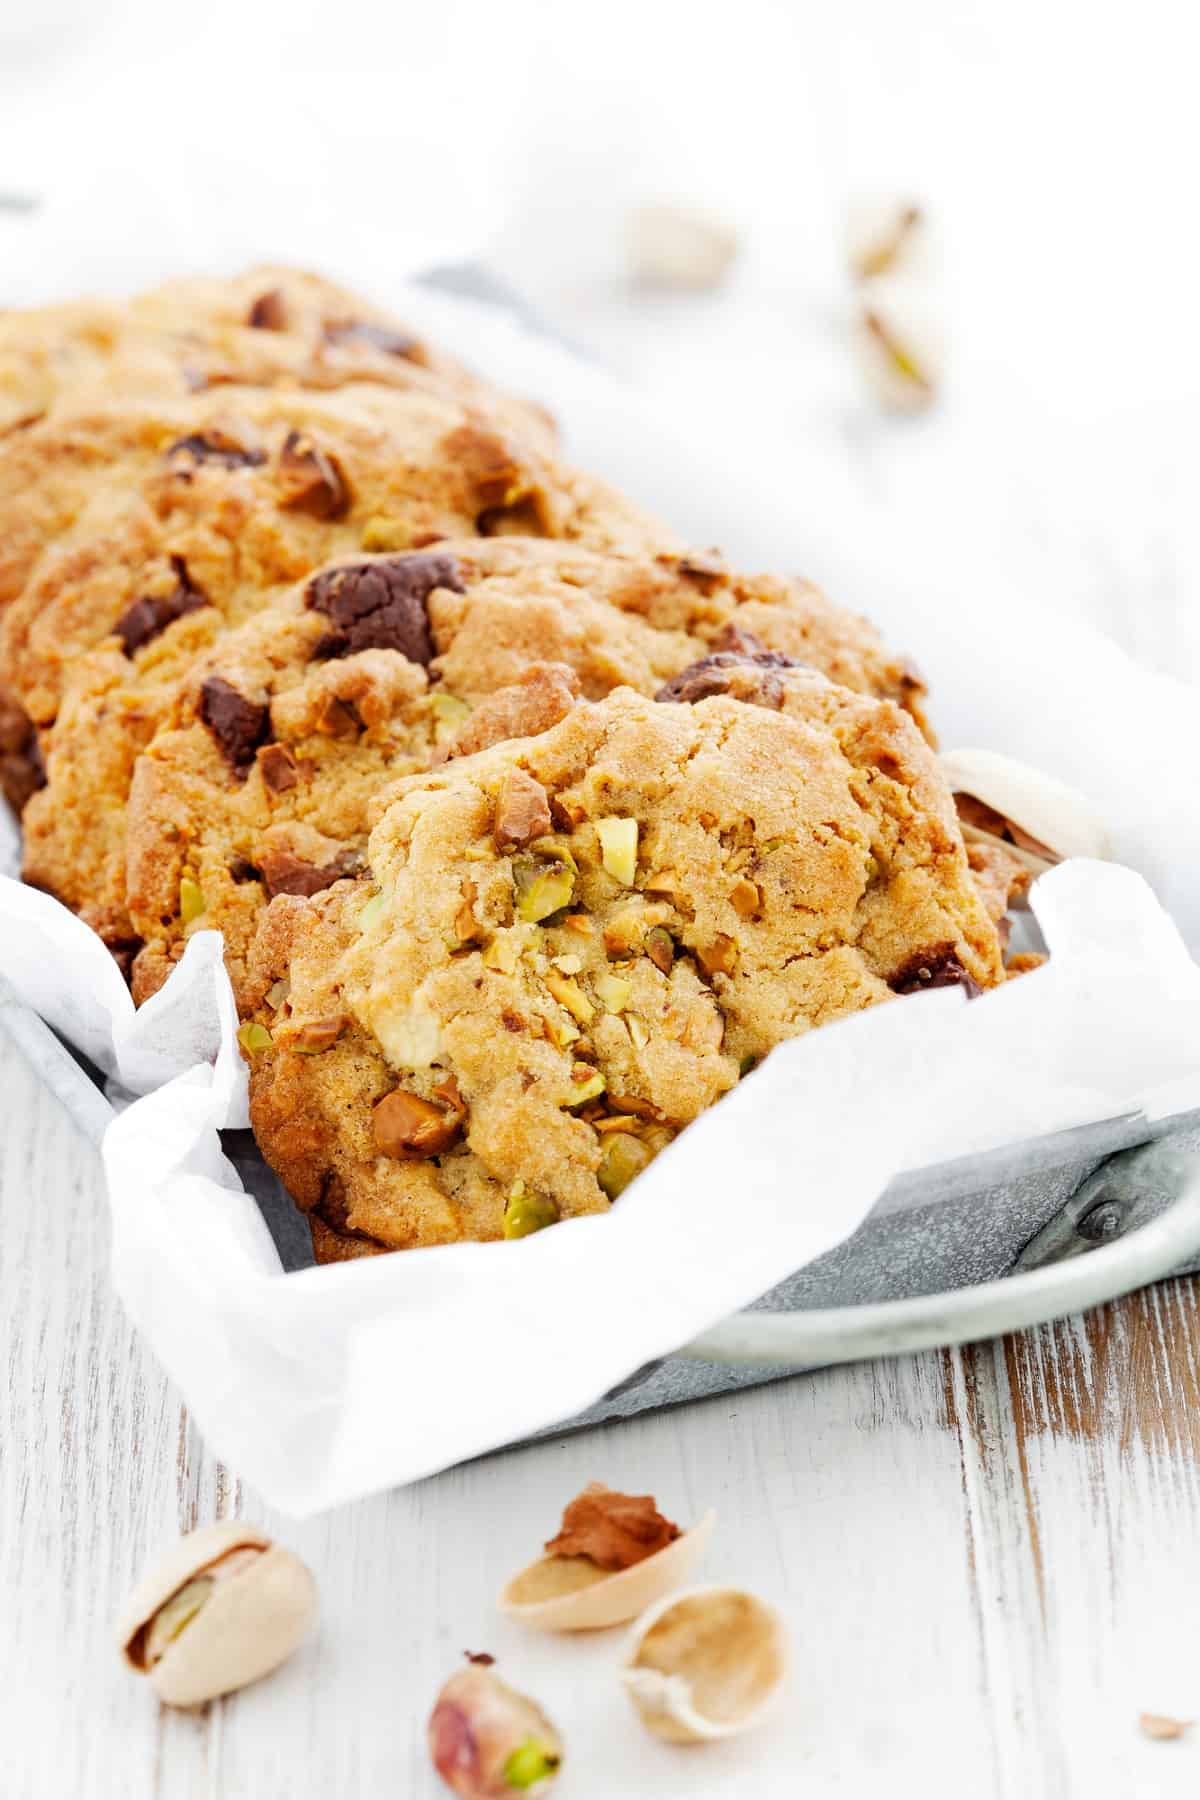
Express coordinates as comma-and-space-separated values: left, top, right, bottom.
429, 1656, 562, 1797
596, 816, 638, 886
116, 1521, 316, 1708
237, 1022, 273, 1055
940, 747, 1111, 873
356, 891, 387, 932
598, 1131, 654, 1199
513, 851, 576, 923
500, 1487, 716, 1634
543, 969, 594, 1025
431, 690, 472, 737
695, 935, 737, 977
179, 875, 205, 925
503, 1182, 559, 1239
644, 927, 675, 975
621, 1585, 788, 1742
593, 971, 633, 1013
729, 877, 761, 919
564, 1066, 606, 1108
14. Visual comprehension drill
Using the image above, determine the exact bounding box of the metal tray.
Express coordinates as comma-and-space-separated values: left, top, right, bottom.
5, 973, 1200, 1438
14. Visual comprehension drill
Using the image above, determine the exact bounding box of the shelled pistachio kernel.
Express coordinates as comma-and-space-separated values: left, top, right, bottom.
565, 1066, 606, 1108
431, 691, 471, 740
503, 1182, 560, 1239
116, 1522, 316, 1708
179, 876, 205, 925
513, 845, 576, 923
237, 1022, 273, 1055
596, 816, 638, 886
598, 1132, 654, 1199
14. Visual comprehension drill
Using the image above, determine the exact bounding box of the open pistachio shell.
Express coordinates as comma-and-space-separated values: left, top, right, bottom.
116, 1521, 317, 1708
621, 1584, 788, 1743
940, 747, 1111, 873
499, 1510, 716, 1633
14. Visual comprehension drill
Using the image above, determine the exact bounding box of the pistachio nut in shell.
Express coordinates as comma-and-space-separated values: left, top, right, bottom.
500, 1509, 716, 1633
429, 1656, 562, 1797
621, 1585, 788, 1744
940, 747, 1111, 874
116, 1520, 317, 1707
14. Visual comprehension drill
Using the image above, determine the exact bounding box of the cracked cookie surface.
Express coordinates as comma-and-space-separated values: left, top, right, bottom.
243, 681, 1001, 1259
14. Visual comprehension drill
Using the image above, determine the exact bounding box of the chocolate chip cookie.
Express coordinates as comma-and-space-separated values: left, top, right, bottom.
243, 681, 1002, 1258
0, 264, 553, 447
47, 533, 921, 978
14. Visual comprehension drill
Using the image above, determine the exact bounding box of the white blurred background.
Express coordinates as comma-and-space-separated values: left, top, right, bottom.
1, 0, 1197, 679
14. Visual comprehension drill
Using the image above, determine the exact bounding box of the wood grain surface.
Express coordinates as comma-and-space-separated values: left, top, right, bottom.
4, 1028, 1199, 1800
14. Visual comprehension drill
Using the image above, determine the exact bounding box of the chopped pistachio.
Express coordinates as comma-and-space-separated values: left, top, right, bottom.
359, 513, 408, 552
551, 953, 583, 975
644, 926, 674, 974
565, 1068, 607, 1108
266, 977, 291, 1009
179, 876, 205, 926
513, 856, 576, 923
597, 816, 638, 886
642, 870, 679, 895
696, 934, 737, 977
544, 969, 594, 1025
503, 1182, 560, 1239
356, 891, 387, 932
481, 934, 522, 975
237, 1022, 273, 1055
594, 970, 633, 1013
626, 1013, 650, 1051
598, 1131, 655, 1199
760, 837, 787, 854
542, 1008, 581, 1051
430, 690, 471, 727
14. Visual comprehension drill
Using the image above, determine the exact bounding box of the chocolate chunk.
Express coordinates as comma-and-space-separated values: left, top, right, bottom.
323, 319, 419, 359
655, 650, 798, 709
711, 621, 767, 657
116, 557, 209, 655
889, 947, 982, 999
258, 742, 299, 792
257, 845, 364, 898
227, 856, 260, 884
247, 288, 289, 330
199, 676, 270, 769
166, 431, 266, 470
275, 430, 349, 519
306, 553, 462, 662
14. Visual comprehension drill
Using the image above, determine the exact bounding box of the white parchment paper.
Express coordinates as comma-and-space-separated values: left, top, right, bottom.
1, 265, 1199, 1511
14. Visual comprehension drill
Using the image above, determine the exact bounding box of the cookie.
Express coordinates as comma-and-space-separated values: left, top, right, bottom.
45, 537, 924, 970
0, 382, 665, 726
242, 680, 1003, 1257
0, 264, 554, 448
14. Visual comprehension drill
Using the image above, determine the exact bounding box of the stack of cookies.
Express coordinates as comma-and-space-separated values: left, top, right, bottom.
0, 267, 1025, 1260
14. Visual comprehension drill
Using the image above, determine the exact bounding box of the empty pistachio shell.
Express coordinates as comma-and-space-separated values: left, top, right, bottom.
850, 275, 942, 414
116, 1521, 317, 1707
500, 1510, 716, 1633
621, 1585, 788, 1743
940, 747, 1111, 873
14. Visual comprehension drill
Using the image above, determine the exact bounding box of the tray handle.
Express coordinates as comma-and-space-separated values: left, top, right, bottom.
680, 1143, 1200, 1369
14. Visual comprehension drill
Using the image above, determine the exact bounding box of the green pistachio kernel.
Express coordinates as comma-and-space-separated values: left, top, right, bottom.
513, 856, 576, 924
565, 1069, 606, 1108
237, 1022, 274, 1055
503, 1182, 560, 1239
430, 690, 471, 741
179, 876, 205, 926
503, 1740, 561, 1791
356, 891, 387, 932
597, 1131, 655, 1200
596, 815, 638, 885
142, 1576, 215, 1668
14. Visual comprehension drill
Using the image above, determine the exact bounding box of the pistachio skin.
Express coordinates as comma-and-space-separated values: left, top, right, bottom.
429, 1663, 562, 1798
116, 1522, 317, 1708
